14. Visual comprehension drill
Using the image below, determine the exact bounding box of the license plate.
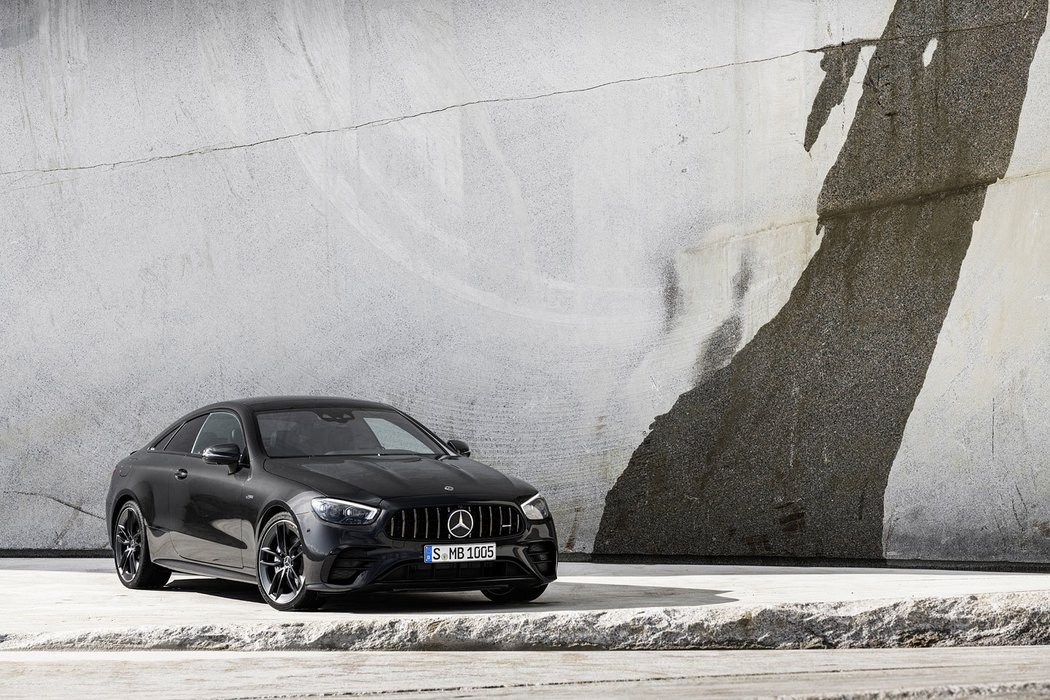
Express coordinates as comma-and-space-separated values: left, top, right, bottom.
423, 542, 496, 563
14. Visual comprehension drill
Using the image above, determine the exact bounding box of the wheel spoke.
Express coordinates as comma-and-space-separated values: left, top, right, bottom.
118, 548, 132, 572
268, 569, 283, 597
288, 541, 303, 558
286, 569, 301, 592
278, 525, 288, 555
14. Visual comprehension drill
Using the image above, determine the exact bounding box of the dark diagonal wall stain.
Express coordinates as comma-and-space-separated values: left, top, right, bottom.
804, 43, 864, 152
596, 0, 1047, 558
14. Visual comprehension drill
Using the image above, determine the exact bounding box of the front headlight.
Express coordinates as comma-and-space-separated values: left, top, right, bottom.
521, 494, 551, 521
311, 497, 379, 525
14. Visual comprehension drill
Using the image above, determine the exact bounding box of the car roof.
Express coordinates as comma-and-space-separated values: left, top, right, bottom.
200, 396, 397, 413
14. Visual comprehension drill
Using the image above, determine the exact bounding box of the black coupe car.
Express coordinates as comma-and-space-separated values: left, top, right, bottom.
105, 396, 557, 610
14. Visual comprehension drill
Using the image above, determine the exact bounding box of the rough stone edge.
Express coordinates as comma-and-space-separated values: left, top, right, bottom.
4, 591, 1050, 652
798, 681, 1050, 700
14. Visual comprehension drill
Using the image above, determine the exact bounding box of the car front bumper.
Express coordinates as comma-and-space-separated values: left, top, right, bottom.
294, 504, 558, 594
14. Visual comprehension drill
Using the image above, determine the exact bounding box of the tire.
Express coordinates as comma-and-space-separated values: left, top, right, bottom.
481, 583, 548, 604
113, 500, 171, 589
256, 512, 318, 611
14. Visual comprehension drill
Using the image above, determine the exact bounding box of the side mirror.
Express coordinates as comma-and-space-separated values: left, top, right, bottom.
447, 439, 471, 457
202, 443, 243, 473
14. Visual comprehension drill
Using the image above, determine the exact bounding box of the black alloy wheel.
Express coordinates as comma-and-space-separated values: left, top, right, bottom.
113, 501, 171, 589
256, 513, 318, 611
481, 583, 548, 604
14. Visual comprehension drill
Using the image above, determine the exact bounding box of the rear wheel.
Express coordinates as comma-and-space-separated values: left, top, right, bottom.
481, 583, 548, 604
256, 513, 318, 611
113, 500, 171, 589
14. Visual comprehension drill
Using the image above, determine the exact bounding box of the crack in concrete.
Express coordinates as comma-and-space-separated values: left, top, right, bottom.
1, 490, 104, 520
0, 15, 1031, 181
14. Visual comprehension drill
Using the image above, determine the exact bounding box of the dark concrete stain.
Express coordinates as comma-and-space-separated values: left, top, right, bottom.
0, 3, 39, 50
693, 255, 753, 384
661, 259, 682, 334
804, 43, 865, 151
596, 0, 1046, 559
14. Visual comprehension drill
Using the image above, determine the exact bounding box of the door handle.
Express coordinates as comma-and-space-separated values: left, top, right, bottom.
174, 468, 188, 480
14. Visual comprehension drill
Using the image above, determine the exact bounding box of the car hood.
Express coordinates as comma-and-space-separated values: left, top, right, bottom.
264, 455, 534, 505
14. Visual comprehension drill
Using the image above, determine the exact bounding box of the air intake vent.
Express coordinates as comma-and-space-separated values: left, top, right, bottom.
378, 560, 529, 584
385, 504, 525, 541
525, 541, 557, 577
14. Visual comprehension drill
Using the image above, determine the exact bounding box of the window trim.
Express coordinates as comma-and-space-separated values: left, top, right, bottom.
152, 414, 210, 456
149, 424, 182, 452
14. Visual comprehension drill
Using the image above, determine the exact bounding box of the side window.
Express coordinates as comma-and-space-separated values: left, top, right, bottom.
192, 412, 246, 456
150, 425, 180, 451
164, 415, 208, 454
363, 416, 431, 453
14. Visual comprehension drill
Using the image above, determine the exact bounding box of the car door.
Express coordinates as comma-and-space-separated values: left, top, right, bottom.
136, 419, 199, 562
166, 411, 250, 570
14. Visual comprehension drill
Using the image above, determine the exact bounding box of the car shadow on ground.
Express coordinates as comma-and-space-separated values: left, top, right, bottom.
161, 576, 738, 612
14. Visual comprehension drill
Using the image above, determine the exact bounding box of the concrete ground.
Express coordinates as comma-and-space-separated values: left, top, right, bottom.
3, 558, 1050, 635
4, 647, 1050, 699
4, 559, 1050, 697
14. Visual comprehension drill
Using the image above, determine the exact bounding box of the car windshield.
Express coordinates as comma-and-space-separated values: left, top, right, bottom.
255, 407, 446, 458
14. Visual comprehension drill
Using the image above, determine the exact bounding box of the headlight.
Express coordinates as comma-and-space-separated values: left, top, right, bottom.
311, 497, 379, 525
521, 494, 551, 521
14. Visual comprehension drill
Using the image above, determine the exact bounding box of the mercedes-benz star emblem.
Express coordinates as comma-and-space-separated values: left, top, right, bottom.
447, 509, 474, 539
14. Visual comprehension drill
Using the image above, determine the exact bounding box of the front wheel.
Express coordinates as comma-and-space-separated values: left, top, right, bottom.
482, 583, 548, 604
256, 513, 318, 611
113, 500, 171, 589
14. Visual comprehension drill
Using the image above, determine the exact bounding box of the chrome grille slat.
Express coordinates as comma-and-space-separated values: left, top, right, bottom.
385, 504, 526, 541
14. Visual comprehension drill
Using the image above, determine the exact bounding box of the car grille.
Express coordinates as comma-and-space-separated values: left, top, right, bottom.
385, 504, 526, 541
378, 559, 529, 584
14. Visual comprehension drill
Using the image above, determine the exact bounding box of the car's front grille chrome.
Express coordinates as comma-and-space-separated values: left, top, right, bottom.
385, 503, 525, 541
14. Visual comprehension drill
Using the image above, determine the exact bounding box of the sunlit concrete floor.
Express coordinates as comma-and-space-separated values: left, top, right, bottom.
3, 558, 1050, 636
4, 559, 1050, 698
3, 647, 1050, 698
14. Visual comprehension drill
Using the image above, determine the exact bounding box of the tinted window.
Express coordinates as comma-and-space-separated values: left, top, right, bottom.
151, 425, 180, 451
256, 408, 443, 458
191, 412, 246, 455
164, 415, 208, 454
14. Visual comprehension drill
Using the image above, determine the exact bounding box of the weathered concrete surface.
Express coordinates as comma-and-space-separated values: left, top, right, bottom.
882, 177, 1050, 562
0, 0, 894, 553
597, 0, 1049, 559
5, 0, 1050, 567
5, 647, 1050, 699
5, 560, 1050, 652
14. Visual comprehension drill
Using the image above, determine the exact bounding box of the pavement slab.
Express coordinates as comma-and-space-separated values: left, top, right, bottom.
3, 560, 1050, 651
3, 648, 1050, 699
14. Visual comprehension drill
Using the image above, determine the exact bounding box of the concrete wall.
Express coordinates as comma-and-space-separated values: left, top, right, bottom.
2, 0, 1049, 563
